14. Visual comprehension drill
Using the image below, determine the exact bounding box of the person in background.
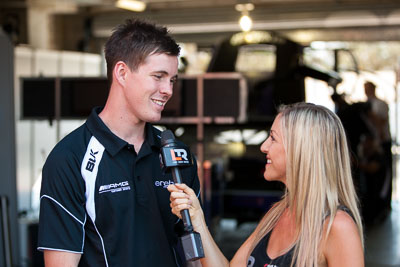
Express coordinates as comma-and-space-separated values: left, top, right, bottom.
357, 133, 386, 224
330, 92, 374, 206
364, 81, 391, 147
169, 103, 364, 267
364, 81, 392, 215
37, 19, 200, 267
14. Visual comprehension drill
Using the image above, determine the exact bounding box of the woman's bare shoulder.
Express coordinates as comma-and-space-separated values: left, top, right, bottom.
322, 210, 364, 266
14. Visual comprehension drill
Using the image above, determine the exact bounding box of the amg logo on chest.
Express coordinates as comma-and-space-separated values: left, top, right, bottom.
99, 181, 131, 193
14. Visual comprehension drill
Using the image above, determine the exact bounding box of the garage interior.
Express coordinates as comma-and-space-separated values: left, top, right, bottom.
1, 0, 400, 266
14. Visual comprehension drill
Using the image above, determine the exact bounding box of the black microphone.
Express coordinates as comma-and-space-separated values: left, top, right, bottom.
160, 130, 204, 261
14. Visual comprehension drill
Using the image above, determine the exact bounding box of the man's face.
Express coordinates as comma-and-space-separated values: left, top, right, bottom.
124, 53, 178, 123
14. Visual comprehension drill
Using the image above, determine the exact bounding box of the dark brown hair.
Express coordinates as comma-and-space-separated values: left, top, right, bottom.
104, 18, 180, 82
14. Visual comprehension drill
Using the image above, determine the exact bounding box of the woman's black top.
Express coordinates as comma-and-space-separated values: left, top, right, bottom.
247, 230, 295, 267
247, 205, 354, 267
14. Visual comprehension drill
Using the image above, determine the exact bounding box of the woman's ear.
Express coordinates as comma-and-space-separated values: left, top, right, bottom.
113, 61, 129, 86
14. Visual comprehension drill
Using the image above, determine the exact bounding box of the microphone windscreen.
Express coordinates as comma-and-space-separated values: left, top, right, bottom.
161, 130, 175, 146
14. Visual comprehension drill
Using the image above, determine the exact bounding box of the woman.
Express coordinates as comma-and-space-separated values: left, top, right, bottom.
168, 103, 364, 267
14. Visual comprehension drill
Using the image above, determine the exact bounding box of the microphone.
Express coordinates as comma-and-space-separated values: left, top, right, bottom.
160, 130, 204, 261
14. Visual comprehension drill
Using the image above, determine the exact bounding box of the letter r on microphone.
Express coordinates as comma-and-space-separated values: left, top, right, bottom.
170, 148, 188, 161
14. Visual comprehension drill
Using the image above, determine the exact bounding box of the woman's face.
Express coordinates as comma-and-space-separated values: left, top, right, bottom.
260, 115, 287, 184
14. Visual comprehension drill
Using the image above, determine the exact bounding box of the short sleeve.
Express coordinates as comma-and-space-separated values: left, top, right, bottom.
37, 148, 87, 253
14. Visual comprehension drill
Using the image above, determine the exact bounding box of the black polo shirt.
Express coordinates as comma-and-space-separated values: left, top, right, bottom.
38, 107, 200, 267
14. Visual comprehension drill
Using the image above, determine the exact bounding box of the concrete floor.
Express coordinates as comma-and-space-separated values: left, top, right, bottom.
364, 201, 400, 267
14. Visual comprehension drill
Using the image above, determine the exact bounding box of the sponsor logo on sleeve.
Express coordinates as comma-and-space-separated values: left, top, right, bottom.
85, 149, 99, 172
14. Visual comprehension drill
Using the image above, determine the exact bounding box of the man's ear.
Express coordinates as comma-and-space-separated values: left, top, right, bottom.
113, 61, 129, 86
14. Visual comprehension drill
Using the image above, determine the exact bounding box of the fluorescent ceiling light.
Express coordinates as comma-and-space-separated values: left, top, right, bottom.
214, 129, 268, 145
235, 3, 254, 12
116, 0, 146, 12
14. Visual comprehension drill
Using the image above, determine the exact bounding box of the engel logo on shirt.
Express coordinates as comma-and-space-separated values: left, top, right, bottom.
99, 181, 131, 194
154, 180, 174, 188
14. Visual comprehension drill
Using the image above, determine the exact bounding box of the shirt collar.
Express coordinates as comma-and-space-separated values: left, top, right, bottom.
85, 107, 161, 156
145, 122, 162, 149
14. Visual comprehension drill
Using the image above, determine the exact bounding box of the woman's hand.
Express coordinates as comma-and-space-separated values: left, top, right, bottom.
168, 184, 230, 267
167, 183, 204, 230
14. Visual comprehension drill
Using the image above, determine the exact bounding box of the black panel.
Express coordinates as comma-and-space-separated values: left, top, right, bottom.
21, 76, 243, 119
60, 78, 109, 118
181, 78, 197, 116
203, 79, 240, 117
165, 77, 243, 117
21, 77, 109, 120
21, 78, 55, 119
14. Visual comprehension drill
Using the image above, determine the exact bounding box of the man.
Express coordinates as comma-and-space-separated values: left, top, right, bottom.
364, 81, 391, 145
364, 81, 392, 217
37, 19, 200, 267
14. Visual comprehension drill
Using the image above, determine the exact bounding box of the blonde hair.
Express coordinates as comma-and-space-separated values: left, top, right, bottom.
249, 103, 363, 267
